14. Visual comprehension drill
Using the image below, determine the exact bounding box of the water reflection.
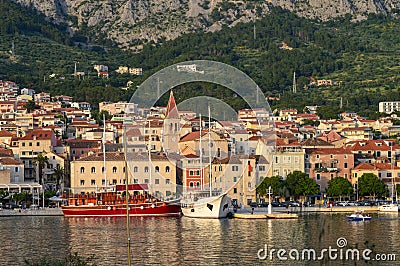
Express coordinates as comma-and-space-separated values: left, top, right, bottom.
0, 213, 399, 265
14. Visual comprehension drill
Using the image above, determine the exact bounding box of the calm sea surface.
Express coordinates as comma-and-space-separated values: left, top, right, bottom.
1, 212, 400, 265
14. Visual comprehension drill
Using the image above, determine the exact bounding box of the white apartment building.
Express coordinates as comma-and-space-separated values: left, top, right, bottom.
379, 101, 400, 114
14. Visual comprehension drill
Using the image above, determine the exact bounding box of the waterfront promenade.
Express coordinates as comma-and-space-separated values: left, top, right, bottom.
0, 208, 63, 216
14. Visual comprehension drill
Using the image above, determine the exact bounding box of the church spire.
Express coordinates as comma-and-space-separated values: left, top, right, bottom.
165, 91, 179, 118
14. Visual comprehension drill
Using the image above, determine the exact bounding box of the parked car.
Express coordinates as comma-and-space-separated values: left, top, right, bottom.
347, 201, 359, 206
289, 201, 301, 207
257, 202, 268, 207
5, 202, 20, 209
271, 202, 282, 207
337, 202, 349, 207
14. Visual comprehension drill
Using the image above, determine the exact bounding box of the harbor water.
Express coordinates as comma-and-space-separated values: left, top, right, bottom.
1, 212, 399, 265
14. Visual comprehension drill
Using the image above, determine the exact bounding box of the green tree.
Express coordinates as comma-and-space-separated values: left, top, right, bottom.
327, 177, 353, 201
257, 176, 284, 197
23, 100, 40, 113
285, 171, 320, 200
33, 153, 49, 185
358, 173, 388, 200
53, 165, 64, 190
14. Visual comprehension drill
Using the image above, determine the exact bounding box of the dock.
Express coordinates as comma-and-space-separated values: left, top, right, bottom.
0, 208, 63, 217
232, 208, 299, 219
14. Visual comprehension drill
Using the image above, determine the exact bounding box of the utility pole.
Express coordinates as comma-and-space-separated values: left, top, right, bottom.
293, 72, 297, 93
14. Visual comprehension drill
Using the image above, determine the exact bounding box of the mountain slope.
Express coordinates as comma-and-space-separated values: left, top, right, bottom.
11, 0, 400, 48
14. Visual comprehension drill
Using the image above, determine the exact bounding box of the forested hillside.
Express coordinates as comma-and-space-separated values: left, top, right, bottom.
0, 3, 399, 118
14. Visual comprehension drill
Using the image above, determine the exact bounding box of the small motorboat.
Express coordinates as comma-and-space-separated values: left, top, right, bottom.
347, 211, 372, 221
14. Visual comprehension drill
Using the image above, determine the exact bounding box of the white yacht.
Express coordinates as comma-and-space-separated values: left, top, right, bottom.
181, 192, 231, 218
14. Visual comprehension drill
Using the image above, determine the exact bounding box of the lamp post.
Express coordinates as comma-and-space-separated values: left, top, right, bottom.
267, 186, 273, 214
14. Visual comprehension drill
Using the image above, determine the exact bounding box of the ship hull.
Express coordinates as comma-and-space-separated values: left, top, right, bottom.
181, 193, 231, 219
62, 202, 181, 217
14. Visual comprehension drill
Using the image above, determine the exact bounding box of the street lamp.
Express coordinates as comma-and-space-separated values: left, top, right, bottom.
267, 186, 273, 214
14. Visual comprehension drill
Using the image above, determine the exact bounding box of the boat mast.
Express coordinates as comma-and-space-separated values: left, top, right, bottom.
199, 114, 203, 191
123, 125, 132, 266
208, 105, 212, 197
148, 121, 152, 195
103, 113, 107, 191
391, 145, 394, 203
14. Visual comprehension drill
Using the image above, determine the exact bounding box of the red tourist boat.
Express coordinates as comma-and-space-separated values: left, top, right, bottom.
61, 184, 181, 217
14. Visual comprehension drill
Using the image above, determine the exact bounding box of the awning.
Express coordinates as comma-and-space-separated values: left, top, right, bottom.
116, 184, 148, 191
48, 196, 65, 201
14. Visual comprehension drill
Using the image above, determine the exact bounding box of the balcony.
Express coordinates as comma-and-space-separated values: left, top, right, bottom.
315, 167, 339, 173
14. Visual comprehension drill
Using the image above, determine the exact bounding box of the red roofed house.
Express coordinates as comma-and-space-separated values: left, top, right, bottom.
345, 140, 400, 161
341, 127, 373, 141
352, 162, 400, 198
179, 130, 228, 159
0, 157, 24, 183
308, 148, 354, 192
0, 129, 15, 147
15, 129, 57, 182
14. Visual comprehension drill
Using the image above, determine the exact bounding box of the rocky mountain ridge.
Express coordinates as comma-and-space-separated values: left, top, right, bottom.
12, 0, 400, 49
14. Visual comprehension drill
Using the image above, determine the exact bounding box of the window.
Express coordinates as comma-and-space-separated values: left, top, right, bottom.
102, 179, 105, 185
196, 182, 200, 188
166, 179, 171, 184
259, 165, 265, 171
80, 167, 85, 173
113, 167, 117, 173
165, 166, 170, 172
80, 180, 85, 186
275, 156, 279, 164
102, 167, 105, 173
316, 174, 320, 180
233, 176, 237, 182
144, 166, 149, 172
155, 179, 159, 184
29, 142, 32, 146
15, 167, 19, 172
189, 170, 194, 176
344, 154, 348, 159
112, 179, 117, 185
248, 182, 252, 188
387, 172, 392, 178
91, 180, 96, 186
344, 163, 348, 169
123, 167, 125, 173
232, 166, 239, 171
22, 151, 25, 155
196, 170, 200, 176
144, 179, 149, 184
91, 167, 95, 173
22, 143, 25, 147
233, 188, 237, 194
134, 179, 138, 184
37, 142, 40, 146
134, 166, 138, 173
166, 191, 171, 197
155, 166, 159, 172
316, 155, 320, 159
189, 182, 194, 188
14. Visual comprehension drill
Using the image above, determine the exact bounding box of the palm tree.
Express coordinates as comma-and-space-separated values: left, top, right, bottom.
53, 165, 64, 190
33, 153, 49, 185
